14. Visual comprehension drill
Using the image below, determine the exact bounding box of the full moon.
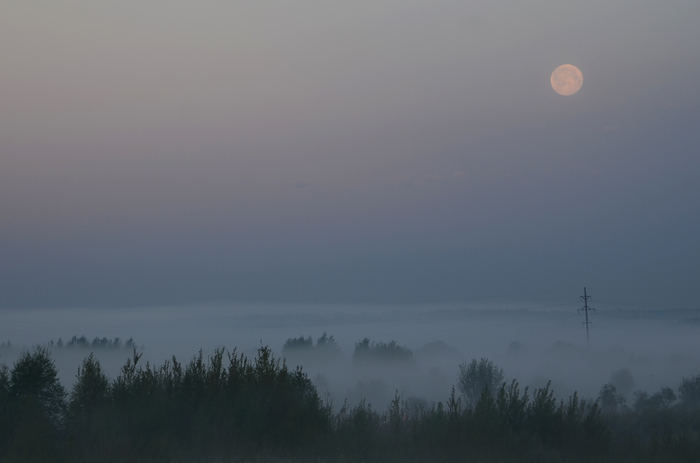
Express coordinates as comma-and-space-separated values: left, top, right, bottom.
550, 64, 583, 96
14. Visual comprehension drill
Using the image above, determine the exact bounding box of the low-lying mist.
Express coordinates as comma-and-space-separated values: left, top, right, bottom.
1, 303, 699, 410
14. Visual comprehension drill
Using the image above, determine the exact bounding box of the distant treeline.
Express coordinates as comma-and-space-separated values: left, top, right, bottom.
282, 334, 415, 365
51, 336, 137, 350
1, 336, 137, 351
283, 332, 340, 351
1, 344, 700, 462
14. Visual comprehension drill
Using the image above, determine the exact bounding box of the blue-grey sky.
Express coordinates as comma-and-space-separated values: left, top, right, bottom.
1, 1, 699, 308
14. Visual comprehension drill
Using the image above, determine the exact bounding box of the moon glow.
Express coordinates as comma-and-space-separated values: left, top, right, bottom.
551, 64, 583, 96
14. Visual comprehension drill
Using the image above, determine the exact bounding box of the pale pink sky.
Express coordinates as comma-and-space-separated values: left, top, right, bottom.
1, 0, 699, 308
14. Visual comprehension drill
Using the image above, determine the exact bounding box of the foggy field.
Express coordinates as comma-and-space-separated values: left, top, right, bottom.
2, 301, 699, 410
3, 300, 700, 463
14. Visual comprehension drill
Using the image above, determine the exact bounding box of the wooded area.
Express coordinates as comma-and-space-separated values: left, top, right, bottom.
1, 346, 699, 462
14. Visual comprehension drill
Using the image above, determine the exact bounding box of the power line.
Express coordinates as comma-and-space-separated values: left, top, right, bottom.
578, 287, 595, 348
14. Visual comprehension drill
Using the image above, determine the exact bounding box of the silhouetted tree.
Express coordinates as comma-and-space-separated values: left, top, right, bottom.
10, 347, 66, 425
599, 383, 626, 413
0, 363, 10, 455
633, 387, 676, 413
335, 399, 380, 459
353, 339, 414, 364
678, 374, 700, 410
496, 380, 528, 432
316, 332, 337, 348
283, 336, 313, 351
69, 353, 110, 425
457, 358, 504, 407
4, 348, 65, 463
528, 381, 558, 444
0, 363, 9, 408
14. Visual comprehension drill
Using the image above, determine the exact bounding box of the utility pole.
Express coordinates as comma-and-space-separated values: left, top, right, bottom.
578, 287, 595, 348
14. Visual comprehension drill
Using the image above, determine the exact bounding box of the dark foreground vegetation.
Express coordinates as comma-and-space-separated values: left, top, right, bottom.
1, 346, 700, 463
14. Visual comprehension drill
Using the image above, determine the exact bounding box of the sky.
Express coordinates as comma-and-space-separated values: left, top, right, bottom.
1, 0, 700, 309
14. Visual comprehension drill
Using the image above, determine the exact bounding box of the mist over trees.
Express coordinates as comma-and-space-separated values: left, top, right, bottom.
599, 383, 626, 414
1, 335, 138, 351
282, 333, 343, 367
1, 340, 700, 462
678, 375, 700, 409
353, 338, 415, 365
457, 358, 505, 407
283, 332, 341, 356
